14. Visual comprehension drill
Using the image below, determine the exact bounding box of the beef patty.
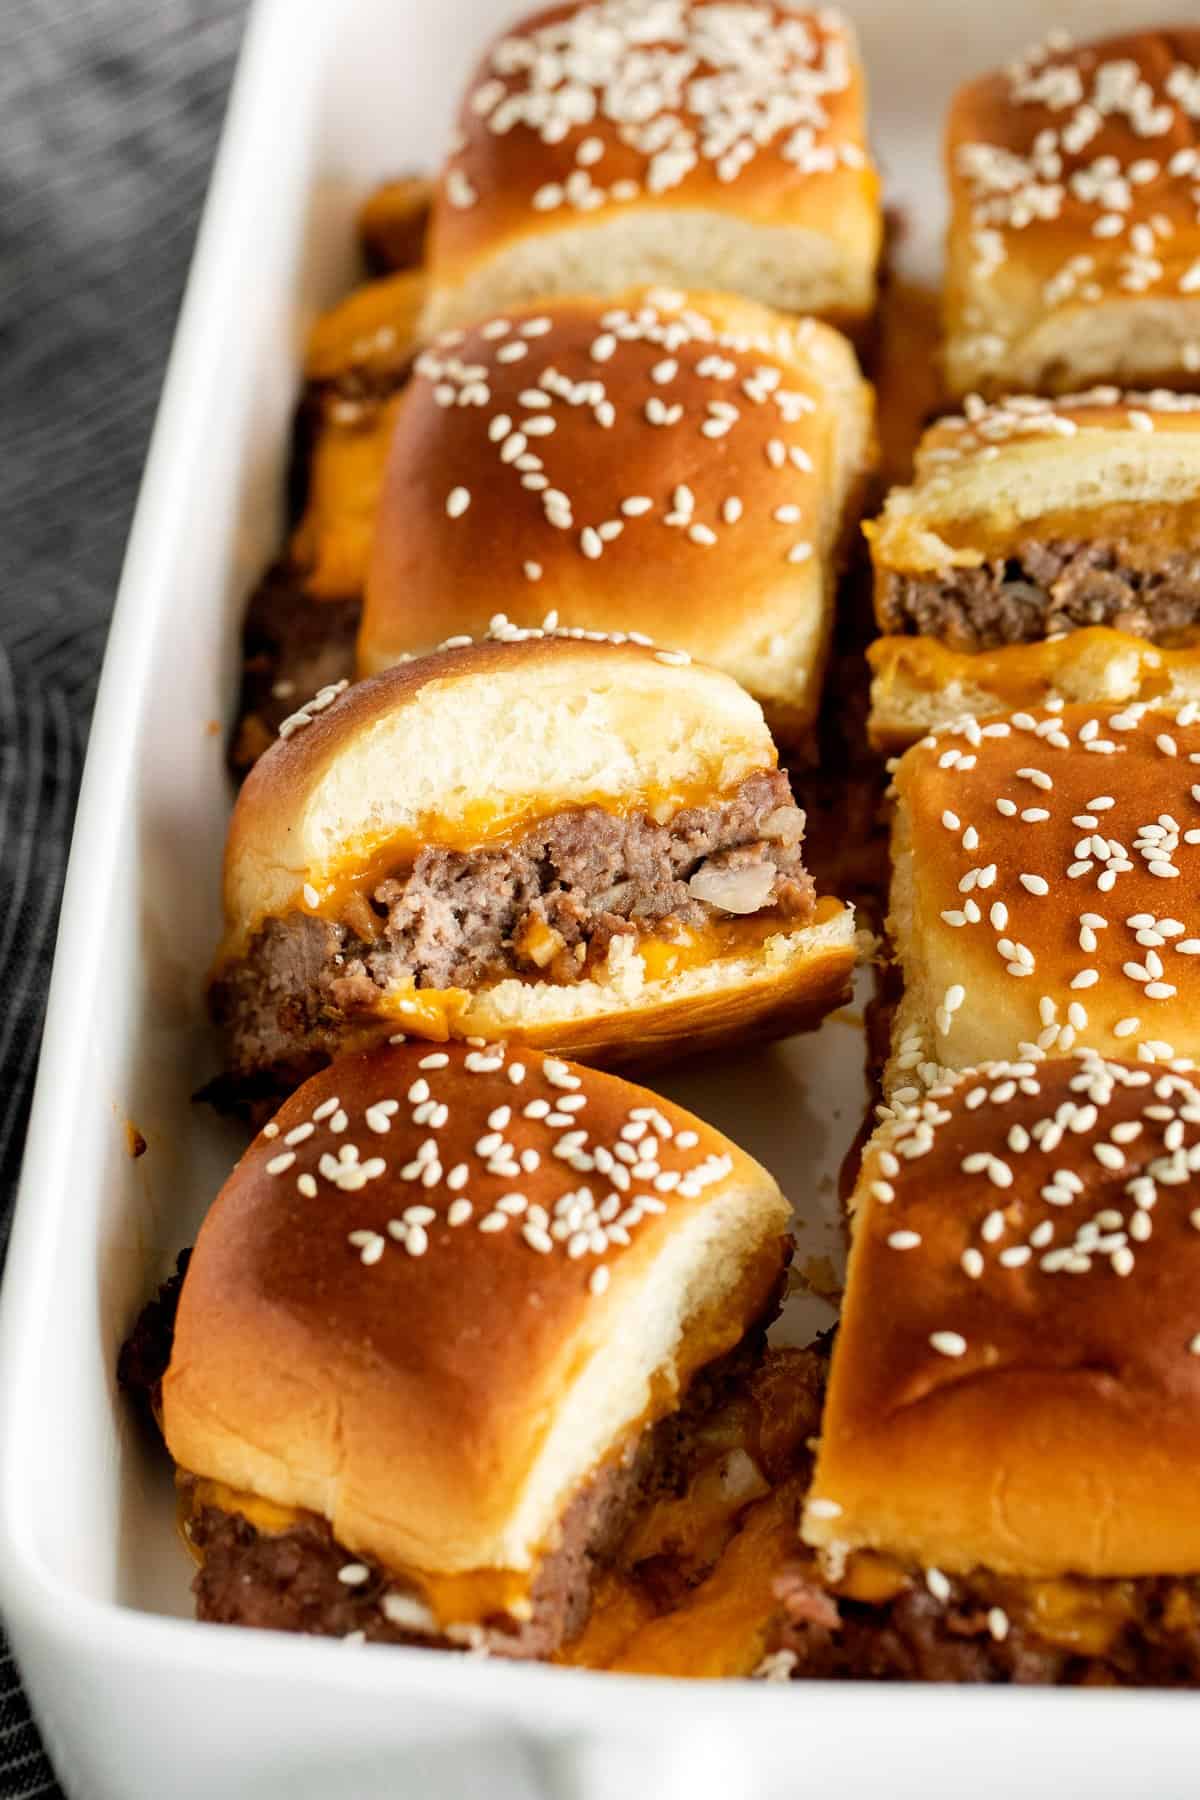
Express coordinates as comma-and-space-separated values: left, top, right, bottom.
770, 1564, 1200, 1686
229, 563, 360, 776
879, 539, 1200, 653
211, 770, 815, 1084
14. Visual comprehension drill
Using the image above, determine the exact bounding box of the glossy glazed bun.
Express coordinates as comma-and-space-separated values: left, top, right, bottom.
165, 1041, 792, 1590
808, 1052, 1200, 1578
360, 289, 875, 745
944, 28, 1200, 398
423, 1, 880, 336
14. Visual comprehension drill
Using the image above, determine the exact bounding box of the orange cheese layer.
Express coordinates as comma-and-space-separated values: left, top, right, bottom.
184, 1478, 532, 1629
831, 1552, 1143, 1659
288, 392, 405, 600
868, 627, 1200, 707
304, 269, 425, 386
565, 1487, 802, 1678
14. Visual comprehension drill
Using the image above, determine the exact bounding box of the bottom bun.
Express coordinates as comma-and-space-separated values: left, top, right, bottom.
867, 628, 1200, 750
434, 908, 859, 1067
290, 908, 859, 1080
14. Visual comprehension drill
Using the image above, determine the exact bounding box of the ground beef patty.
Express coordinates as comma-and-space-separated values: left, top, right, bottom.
229, 563, 360, 776
115, 1251, 190, 1429
211, 770, 815, 1083
879, 539, 1200, 652
187, 1434, 651, 1660
770, 1567, 1200, 1686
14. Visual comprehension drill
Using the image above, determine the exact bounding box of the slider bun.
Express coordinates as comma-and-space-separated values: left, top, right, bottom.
867, 628, 1200, 752
163, 1041, 792, 1581
423, 4, 879, 337
359, 290, 875, 744
944, 29, 1200, 398
224, 635, 779, 936
806, 1053, 1200, 1578
290, 902, 857, 1071
870, 392, 1200, 579
886, 700, 1200, 1089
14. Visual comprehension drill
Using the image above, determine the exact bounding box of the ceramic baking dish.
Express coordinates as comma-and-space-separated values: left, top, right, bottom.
2, 0, 1198, 1794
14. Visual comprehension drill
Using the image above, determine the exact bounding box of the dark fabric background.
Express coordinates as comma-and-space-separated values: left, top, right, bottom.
0, 4, 246, 1791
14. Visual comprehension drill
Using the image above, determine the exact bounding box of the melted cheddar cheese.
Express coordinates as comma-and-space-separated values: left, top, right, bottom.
869, 627, 1200, 708
183, 1478, 532, 1629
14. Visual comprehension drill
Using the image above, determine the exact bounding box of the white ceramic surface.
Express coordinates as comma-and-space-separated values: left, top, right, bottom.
2, 1, 1198, 1794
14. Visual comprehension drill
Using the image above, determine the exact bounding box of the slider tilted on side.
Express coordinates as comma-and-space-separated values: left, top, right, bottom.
866, 389, 1200, 749
211, 634, 857, 1096
358, 286, 875, 750
943, 27, 1200, 400
155, 1042, 793, 1657
783, 1052, 1200, 1683
884, 699, 1200, 1101
421, 0, 881, 339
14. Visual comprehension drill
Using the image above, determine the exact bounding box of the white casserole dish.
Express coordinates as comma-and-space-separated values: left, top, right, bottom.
3, 0, 1199, 1794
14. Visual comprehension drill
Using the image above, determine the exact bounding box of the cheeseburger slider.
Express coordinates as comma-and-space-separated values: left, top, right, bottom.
886, 700, 1200, 1101
422, 0, 881, 339
359, 287, 875, 745
787, 1052, 1200, 1684
867, 389, 1200, 748
944, 27, 1200, 401
157, 1041, 793, 1656
211, 634, 857, 1095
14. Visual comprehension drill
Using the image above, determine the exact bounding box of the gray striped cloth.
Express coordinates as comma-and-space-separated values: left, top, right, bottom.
0, 4, 245, 1791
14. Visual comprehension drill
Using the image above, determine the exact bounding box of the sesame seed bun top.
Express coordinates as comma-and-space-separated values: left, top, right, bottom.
221, 632, 779, 946
888, 699, 1200, 1088
868, 388, 1200, 578
359, 287, 875, 744
943, 27, 1200, 397
162, 1040, 791, 1596
806, 1051, 1200, 1578
423, 1, 880, 332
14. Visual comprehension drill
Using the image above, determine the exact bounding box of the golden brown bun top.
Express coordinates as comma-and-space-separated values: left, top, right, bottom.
869, 389, 1200, 574
428, 1, 873, 284
892, 699, 1200, 1068
947, 27, 1200, 304
360, 287, 870, 678
162, 1040, 791, 1579
222, 632, 777, 940
805, 1051, 1200, 1578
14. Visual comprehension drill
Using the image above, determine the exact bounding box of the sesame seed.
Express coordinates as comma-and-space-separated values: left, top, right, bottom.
446, 487, 471, 519
887, 1230, 922, 1250
266, 1151, 296, 1176
338, 1564, 370, 1586
806, 1498, 843, 1521
929, 1331, 967, 1358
